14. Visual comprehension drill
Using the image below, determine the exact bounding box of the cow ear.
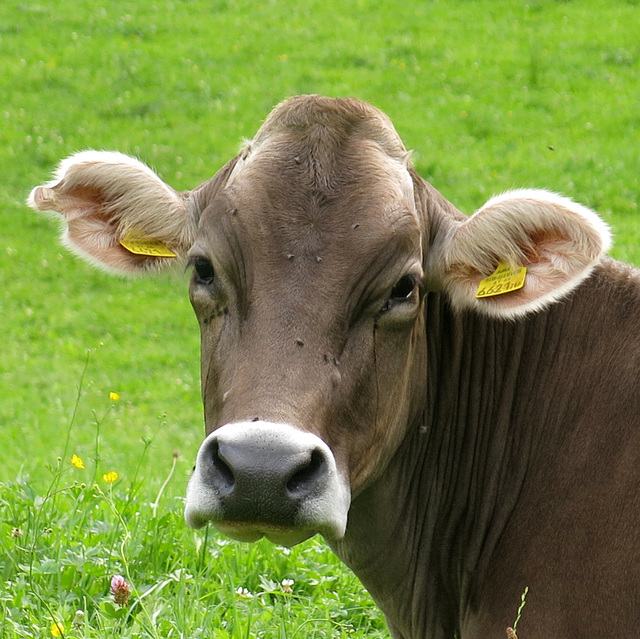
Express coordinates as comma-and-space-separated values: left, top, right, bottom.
430, 189, 612, 318
28, 151, 198, 274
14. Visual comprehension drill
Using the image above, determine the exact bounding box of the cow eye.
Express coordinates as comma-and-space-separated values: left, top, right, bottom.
382, 275, 418, 312
390, 275, 416, 300
192, 257, 215, 285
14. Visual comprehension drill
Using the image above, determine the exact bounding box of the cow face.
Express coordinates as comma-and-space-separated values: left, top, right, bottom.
28, 95, 610, 546
184, 99, 428, 543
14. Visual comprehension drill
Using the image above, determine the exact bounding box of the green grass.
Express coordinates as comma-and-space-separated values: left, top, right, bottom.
1, 0, 639, 636
1, 425, 386, 638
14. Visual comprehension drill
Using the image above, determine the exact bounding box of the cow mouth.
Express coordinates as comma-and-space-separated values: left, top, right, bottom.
214, 521, 317, 547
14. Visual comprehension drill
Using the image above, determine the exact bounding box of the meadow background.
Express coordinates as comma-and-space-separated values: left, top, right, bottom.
1, 0, 639, 636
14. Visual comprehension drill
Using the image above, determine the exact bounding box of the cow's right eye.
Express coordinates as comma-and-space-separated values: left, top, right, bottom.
192, 257, 215, 285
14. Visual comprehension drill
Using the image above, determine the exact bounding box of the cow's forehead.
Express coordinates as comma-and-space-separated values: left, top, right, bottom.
194, 96, 421, 284
225, 94, 413, 202
212, 146, 417, 269
226, 136, 414, 213
252, 95, 410, 164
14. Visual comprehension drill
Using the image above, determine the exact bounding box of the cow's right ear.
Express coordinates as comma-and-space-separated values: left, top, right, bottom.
28, 151, 198, 274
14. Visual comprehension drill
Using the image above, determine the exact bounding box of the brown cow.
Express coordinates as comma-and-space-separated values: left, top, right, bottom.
29, 96, 640, 638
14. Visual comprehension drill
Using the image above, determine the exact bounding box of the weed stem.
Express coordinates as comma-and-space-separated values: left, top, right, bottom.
151, 451, 178, 518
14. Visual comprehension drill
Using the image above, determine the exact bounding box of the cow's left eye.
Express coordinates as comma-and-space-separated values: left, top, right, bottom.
382, 275, 418, 312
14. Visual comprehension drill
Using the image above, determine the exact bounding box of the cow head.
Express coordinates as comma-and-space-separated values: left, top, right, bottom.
29, 95, 610, 546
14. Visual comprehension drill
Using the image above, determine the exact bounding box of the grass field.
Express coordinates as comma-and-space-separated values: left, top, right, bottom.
1, 0, 639, 636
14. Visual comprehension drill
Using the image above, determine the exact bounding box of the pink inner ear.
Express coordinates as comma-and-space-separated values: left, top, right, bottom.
32, 183, 109, 222
58, 184, 107, 216
30, 183, 164, 274
443, 222, 606, 317
29, 150, 195, 275
65, 217, 157, 273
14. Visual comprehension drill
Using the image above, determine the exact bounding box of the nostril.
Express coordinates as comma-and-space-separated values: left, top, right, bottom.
209, 440, 235, 494
286, 448, 326, 496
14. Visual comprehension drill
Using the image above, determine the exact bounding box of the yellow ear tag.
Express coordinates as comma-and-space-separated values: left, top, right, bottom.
475, 261, 527, 298
120, 235, 176, 258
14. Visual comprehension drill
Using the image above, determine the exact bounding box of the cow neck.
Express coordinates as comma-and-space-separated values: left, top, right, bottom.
329, 286, 593, 639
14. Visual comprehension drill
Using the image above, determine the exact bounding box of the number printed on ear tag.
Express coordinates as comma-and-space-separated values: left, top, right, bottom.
120, 235, 177, 258
475, 261, 527, 298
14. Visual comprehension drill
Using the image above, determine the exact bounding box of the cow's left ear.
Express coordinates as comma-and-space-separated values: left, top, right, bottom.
429, 189, 612, 318
28, 151, 198, 274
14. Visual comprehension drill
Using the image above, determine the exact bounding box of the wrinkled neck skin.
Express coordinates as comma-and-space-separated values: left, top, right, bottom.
329, 291, 525, 637
329, 292, 521, 638
329, 264, 639, 639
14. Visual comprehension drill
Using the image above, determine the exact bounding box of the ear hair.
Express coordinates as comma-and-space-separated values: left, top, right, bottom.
28, 151, 197, 274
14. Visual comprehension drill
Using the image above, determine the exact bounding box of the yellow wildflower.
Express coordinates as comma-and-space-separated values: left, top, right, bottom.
103, 471, 119, 483
71, 454, 85, 469
109, 391, 120, 401
50, 621, 64, 637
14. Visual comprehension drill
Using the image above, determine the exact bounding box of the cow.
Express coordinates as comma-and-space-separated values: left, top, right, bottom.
29, 95, 640, 639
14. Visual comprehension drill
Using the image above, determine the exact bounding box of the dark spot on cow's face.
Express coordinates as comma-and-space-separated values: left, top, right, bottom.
204, 305, 227, 324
